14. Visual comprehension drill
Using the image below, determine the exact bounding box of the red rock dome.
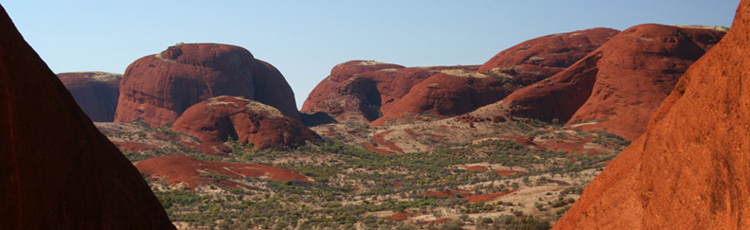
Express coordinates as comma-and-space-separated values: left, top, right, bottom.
500, 24, 725, 140
173, 96, 319, 155
300, 60, 411, 123
553, 1, 750, 229
478, 28, 619, 85
57, 71, 121, 122
0, 4, 174, 229
371, 70, 513, 125
115, 43, 300, 127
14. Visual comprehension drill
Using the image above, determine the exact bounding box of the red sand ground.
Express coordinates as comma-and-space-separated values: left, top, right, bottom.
136, 155, 313, 189
372, 130, 404, 153
468, 190, 517, 203
496, 170, 525, 176
361, 142, 395, 155
464, 166, 488, 171
385, 212, 410, 221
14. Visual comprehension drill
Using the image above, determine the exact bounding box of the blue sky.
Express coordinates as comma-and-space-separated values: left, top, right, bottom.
1, 0, 739, 109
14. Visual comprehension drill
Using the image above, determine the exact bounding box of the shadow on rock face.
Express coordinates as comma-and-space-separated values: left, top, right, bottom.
300, 112, 338, 127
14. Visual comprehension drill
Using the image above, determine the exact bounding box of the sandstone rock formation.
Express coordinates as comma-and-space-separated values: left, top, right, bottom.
57, 72, 121, 122
499, 24, 724, 140
478, 28, 620, 85
173, 96, 319, 155
0, 5, 174, 229
136, 155, 314, 190
115, 43, 299, 127
370, 70, 514, 125
300, 60, 410, 123
303, 29, 618, 126
302, 60, 499, 124
553, 1, 750, 229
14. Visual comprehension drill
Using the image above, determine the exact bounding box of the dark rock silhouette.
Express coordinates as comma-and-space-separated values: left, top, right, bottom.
0, 4, 175, 229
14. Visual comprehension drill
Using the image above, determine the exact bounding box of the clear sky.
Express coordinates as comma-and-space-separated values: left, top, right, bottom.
1, 0, 739, 109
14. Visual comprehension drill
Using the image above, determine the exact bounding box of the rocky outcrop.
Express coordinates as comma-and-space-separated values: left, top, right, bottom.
478, 28, 619, 85
371, 70, 514, 125
0, 4, 174, 229
553, 1, 750, 229
303, 29, 618, 126
115, 43, 299, 127
301, 60, 492, 124
499, 24, 724, 140
57, 72, 121, 122
173, 96, 319, 155
136, 155, 314, 189
300, 60, 411, 124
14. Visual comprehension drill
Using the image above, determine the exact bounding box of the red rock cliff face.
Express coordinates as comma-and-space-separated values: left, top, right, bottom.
553, 1, 750, 229
173, 96, 319, 155
478, 28, 619, 85
58, 72, 121, 122
0, 4, 175, 229
501, 24, 724, 140
115, 43, 299, 127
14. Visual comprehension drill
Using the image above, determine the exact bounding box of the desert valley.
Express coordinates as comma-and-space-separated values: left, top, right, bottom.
3, 1, 750, 230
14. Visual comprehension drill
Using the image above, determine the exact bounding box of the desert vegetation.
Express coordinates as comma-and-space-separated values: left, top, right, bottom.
102, 118, 627, 230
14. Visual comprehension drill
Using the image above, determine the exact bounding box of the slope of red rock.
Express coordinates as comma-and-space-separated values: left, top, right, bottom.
136, 155, 314, 189
115, 43, 299, 127
497, 24, 724, 140
0, 4, 174, 229
554, 2, 750, 229
478, 28, 619, 85
251, 59, 302, 121
57, 72, 121, 122
172, 96, 319, 155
